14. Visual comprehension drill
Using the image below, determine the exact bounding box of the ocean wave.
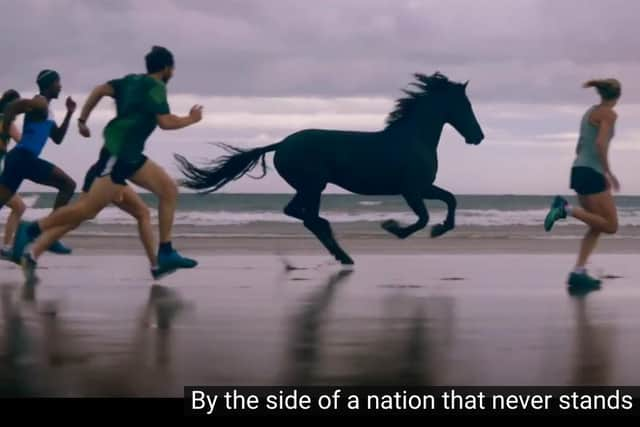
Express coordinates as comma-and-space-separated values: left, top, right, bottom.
4, 207, 640, 227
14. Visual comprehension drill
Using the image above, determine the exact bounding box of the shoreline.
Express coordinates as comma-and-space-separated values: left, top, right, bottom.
53, 231, 640, 255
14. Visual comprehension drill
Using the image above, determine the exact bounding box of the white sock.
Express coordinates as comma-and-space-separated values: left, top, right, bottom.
573, 266, 586, 275
565, 204, 573, 216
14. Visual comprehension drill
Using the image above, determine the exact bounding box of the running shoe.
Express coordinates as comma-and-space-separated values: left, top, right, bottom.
11, 221, 33, 264
157, 249, 198, 271
544, 196, 568, 232
48, 240, 72, 254
567, 271, 602, 288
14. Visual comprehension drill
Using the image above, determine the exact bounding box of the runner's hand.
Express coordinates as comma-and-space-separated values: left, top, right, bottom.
78, 121, 91, 138
606, 172, 620, 192
189, 105, 203, 124
66, 96, 77, 113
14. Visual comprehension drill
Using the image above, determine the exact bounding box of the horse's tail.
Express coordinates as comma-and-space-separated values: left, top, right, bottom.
174, 142, 281, 193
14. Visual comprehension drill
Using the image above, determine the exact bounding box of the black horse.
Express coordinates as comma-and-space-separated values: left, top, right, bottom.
175, 72, 485, 265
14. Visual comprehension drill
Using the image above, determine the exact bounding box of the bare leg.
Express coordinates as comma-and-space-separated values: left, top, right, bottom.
570, 191, 618, 234
129, 159, 177, 245
30, 166, 76, 210
574, 193, 616, 268
576, 228, 600, 269
31, 177, 123, 259
114, 187, 156, 266
4, 195, 26, 246
0, 184, 18, 252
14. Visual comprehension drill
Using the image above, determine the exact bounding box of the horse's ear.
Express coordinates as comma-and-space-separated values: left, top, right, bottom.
463, 81, 469, 89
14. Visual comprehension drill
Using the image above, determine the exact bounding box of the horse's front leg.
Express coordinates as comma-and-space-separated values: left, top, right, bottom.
381, 193, 429, 239
424, 185, 457, 238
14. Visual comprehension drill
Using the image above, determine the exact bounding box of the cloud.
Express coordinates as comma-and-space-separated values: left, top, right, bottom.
3, 1, 639, 194
2, 0, 639, 101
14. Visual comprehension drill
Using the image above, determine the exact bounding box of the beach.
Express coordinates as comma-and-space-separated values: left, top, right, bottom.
2, 228, 640, 397
5, 0, 640, 409
19, 221, 640, 255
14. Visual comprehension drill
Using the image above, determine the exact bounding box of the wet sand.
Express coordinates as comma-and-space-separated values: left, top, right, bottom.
2, 247, 640, 397
34, 224, 640, 255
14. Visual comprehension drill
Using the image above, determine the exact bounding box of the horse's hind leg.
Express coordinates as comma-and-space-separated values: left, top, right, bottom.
306, 216, 354, 265
424, 185, 457, 238
283, 193, 306, 220
300, 190, 354, 265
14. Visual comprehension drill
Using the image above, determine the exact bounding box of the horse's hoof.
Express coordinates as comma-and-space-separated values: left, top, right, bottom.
336, 254, 354, 265
383, 222, 411, 239
381, 220, 403, 238
431, 223, 454, 238
381, 219, 398, 229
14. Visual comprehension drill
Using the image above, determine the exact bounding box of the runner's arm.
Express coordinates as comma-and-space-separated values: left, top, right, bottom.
50, 97, 76, 144
157, 105, 203, 130
77, 83, 115, 125
0, 98, 48, 136
76, 84, 116, 138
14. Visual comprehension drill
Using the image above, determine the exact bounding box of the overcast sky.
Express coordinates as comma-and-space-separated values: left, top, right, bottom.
3, 0, 640, 194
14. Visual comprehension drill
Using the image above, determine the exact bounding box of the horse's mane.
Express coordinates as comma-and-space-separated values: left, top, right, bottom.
385, 72, 458, 128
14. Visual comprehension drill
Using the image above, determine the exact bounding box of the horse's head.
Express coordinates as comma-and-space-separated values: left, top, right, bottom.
385, 73, 485, 146
444, 81, 484, 145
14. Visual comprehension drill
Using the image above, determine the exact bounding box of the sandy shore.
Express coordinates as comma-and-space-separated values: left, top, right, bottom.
2, 252, 640, 396
52, 224, 640, 255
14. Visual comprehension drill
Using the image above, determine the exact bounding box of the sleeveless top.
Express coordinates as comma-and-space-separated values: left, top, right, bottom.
572, 105, 615, 175
18, 100, 55, 156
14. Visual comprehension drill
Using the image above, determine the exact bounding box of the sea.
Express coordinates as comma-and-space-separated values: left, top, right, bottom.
3, 193, 640, 232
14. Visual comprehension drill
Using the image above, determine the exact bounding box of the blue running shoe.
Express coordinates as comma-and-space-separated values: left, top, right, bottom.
12, 221, 33, 264
48, 240, 72, 254
157, 249, 198, 272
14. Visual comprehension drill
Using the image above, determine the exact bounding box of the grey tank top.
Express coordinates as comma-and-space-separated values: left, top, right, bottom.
572, 106, 614, 175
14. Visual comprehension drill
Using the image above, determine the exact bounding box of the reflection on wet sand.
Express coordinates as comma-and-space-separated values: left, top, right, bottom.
283, 268, 458, 386
0, 282, 190, 396
346, 296, 455, 386
284, 269, 353, 385
1, 254, 639, 395
568, 287, 614, 386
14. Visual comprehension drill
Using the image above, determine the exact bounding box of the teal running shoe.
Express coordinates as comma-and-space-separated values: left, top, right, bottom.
544, 196, 568, 232
567, 272, 602, 288
157, 249, 198, 272
48, 240, 72, 254
11, 221, 34, 264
